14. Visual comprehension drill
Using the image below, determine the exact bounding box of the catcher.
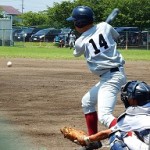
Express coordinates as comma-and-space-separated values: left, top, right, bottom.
61, 80, 150, 150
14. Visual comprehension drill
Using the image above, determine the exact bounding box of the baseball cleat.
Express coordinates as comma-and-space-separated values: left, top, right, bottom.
77, 141, 102, 150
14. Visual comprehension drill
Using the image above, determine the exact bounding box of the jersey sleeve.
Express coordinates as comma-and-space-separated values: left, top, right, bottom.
110, 26, 120, 40
73, 36, 85, 57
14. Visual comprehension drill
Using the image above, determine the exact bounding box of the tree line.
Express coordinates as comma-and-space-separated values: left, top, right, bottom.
16, 0, 150, 30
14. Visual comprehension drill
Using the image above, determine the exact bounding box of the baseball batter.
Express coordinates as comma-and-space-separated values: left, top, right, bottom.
67, 6, 126, 149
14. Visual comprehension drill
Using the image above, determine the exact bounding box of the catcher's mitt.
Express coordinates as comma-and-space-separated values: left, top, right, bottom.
60, 126, 90, 146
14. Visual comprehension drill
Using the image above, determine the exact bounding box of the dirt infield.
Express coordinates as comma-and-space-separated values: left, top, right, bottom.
0, 58, 150, 150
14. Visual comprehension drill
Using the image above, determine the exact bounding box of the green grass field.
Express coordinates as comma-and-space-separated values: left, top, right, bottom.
0, 42, 150, 61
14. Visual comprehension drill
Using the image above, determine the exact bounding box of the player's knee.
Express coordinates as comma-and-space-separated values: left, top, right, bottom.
98, 114, 105, 125
98, 113, 115, 127
81, 94, 96, 114
81, 93, 94, 107
81, 94, 88, 107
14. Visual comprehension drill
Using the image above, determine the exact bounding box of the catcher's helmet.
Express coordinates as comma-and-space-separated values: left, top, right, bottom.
66, 6, 94, 28
121, 80, 150, 108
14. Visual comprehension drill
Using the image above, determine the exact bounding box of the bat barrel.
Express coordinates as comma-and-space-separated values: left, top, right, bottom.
105, 8, 120, 24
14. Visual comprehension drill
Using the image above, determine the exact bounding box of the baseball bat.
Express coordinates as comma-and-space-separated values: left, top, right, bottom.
105, 8, 120, 24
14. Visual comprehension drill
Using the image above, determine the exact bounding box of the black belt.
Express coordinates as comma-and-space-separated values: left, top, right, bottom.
110, 67, 119, 72
100, 67, 120, 77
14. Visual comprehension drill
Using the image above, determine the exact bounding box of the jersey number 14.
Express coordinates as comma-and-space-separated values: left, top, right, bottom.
89, 34, 109, 55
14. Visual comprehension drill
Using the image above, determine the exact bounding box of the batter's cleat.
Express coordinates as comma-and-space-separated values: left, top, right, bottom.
77, 141, 102, 150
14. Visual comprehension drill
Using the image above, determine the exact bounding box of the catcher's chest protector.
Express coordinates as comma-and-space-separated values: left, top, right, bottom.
118, 106, 150, 122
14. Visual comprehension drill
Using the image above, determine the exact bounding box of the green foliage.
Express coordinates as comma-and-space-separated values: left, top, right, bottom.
91, 0, 150, 29
0, 10, 3, 18
0, 14, 3, 18
47, 1, 75, 28
0, 8, 3, 18
19, 11, 48, 26
112, 0, 150, 29
15, 0, 150, 30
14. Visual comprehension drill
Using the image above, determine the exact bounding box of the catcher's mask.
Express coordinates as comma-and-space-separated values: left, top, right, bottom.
121, 80, 150, 108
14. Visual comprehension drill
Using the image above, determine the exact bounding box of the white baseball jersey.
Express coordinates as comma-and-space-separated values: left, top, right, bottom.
74, 22, 125, 76
112, 103, 150, 145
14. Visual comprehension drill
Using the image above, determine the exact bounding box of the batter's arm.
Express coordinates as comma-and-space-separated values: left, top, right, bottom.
73, 37, 85, 57
105, 8, 120, 41
111, 26, 120, 41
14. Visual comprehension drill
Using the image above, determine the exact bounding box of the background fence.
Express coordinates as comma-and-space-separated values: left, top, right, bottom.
0, 29, 13, 46
117, 31, 150, 50
0, 29, 149, 50
0, 18, 13, 46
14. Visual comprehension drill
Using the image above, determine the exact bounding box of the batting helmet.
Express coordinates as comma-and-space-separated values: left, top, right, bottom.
66, 6, 94, 28
121, 80, 150, 108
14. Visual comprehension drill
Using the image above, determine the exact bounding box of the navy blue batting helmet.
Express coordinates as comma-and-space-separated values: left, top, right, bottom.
66, 6, 94, 28
121, 80, 150, 108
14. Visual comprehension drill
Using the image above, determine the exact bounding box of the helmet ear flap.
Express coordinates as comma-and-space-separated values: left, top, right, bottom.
133, 81, 150, 106
131, 81, 141, 99
121, 81, 132, 108
74, 19, 93, 28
